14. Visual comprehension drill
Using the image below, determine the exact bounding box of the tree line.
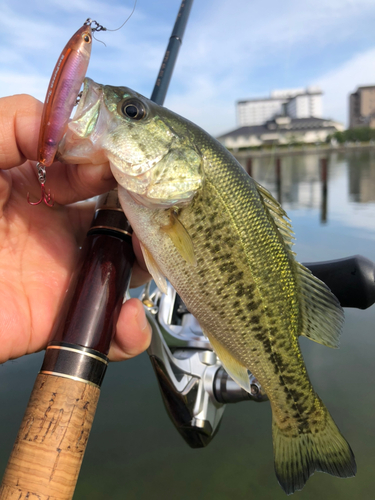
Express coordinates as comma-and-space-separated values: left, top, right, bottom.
328, 127, 375, 143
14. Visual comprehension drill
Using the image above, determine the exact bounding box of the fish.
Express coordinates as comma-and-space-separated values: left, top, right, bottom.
58, 77, 356, 494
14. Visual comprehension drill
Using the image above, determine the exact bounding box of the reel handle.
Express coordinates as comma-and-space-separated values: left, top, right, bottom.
305, 255, 375, 309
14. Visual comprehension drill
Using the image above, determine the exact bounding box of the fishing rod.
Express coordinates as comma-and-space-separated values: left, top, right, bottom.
0, 1, 194, 499
151, 0, 194, 105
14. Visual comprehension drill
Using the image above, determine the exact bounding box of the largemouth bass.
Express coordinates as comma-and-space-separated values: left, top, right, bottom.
58, 78, 356, 494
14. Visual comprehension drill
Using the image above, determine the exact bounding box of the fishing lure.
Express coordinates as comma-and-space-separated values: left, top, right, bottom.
28, 20, 105, 206
29, 1, 137, 206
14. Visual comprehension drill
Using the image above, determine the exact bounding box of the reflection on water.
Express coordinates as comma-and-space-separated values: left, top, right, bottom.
239, 152, 326, 211
1, 150, 375, 500
237, 149, 375, 230
348, 150, 375, 203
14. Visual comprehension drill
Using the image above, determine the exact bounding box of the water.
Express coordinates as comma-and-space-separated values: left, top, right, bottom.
1, 149, 375, 499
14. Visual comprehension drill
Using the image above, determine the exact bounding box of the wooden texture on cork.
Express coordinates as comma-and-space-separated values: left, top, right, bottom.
0, 373, 100, 499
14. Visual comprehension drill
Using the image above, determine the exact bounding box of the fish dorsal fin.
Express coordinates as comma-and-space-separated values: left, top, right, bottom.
255, 181, 344, 348
255, 181, 295, 249
139, 242, 168, 294
204, 331, 251, 393
296, 262, 344, 348
161, 210, 196, 266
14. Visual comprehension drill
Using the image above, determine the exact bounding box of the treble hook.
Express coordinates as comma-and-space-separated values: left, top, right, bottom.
27, 163, 54, 207
27, 183, 54, 207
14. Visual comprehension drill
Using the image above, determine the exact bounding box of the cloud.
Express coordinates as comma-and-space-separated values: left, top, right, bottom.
0, 73, 48, 102
155, 0, 375, 134
314, 48, 375, 126
176, 0, 375, 80
1, 0, 374, 137
0, 0, 171, 93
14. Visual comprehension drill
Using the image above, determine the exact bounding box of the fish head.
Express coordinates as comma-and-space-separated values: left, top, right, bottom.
58, 77, 203, 208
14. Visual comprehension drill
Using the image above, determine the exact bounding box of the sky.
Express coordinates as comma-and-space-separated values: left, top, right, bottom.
1, 0, 375, 137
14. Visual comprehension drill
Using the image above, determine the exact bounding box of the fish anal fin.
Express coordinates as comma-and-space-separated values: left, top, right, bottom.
297, 263, 344, 348
139, 242, 168, 294
204, 331, 251, 393
161, 210, 196, 266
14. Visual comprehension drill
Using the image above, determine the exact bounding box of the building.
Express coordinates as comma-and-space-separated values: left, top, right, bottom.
219, 85, 342, 148
237, 87, 322, 127
217, 116, 344, 150
349, 85, 375, 128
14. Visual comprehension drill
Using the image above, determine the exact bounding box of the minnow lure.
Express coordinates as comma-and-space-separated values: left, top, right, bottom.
38, 23, 94, 168
28, 20, 104, 206
29, 1, 137, 206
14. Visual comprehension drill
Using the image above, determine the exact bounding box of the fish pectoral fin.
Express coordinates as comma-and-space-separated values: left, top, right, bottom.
161, 210, 196, 266
297, 262, 344, 348
139, 242, 168, 294
204, 332, 251, 393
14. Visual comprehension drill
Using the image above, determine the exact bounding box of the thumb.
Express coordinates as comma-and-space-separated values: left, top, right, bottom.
109, 298, 152, 361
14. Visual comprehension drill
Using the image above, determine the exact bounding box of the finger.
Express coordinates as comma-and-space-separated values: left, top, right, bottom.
44, 161, 117, 205
130, 233, 151, 288
0, 95, 117, 205
108, 298, 152, 362
0, 170, 12, 217
18, 158, 117, 206
66, 200, 96, 245
0, 95, 41, 168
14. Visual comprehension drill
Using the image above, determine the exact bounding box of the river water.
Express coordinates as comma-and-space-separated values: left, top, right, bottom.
0, 149, 374, 499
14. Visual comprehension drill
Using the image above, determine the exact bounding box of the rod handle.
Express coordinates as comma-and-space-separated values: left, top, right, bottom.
0, 373, 100, 500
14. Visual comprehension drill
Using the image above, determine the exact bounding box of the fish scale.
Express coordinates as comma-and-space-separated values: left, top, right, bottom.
179, 175, 304, 404
124, 149, 320, 434
58, 78, 356, 494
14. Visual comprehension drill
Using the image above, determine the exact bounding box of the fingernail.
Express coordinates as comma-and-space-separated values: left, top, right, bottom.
139, 310, 152, 334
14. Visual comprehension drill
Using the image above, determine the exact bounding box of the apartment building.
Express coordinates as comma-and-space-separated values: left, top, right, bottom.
349, 86, 375, 128
237, 87, 322, 127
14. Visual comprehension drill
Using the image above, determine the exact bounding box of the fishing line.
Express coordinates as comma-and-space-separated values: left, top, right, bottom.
86, 0, 137, 45
105, 0, 138, 32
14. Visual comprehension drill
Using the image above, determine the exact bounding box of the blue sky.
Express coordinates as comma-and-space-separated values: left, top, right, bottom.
1, 0, 375, 136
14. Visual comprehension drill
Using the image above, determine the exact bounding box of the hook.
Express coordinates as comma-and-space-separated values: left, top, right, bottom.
27, 162, 54, 207
27, 183, 54, 207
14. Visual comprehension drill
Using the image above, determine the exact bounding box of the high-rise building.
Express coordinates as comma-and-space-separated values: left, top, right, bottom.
349, 86, 375, 128
237, 87, 322, 127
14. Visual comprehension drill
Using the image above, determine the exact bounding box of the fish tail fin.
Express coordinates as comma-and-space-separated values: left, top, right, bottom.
272, 411, 356, 495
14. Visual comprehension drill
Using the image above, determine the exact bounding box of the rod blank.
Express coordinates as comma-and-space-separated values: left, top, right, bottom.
150, 0, 194, 105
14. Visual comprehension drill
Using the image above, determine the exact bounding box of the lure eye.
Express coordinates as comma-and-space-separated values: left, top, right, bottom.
82, 32, 92, 43
119, 99, 146, 121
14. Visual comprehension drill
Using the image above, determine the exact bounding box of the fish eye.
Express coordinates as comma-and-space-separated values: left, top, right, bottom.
119, 99, 146, 121
82, 32, 92, 43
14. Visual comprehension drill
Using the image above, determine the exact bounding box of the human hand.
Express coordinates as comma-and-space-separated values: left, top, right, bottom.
0, 94, 152, 364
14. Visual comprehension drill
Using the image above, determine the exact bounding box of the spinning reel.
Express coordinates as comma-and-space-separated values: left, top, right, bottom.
142, 255, 375, 448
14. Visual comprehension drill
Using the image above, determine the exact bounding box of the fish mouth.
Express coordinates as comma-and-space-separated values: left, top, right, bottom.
72, 77, 102, 123
57, 78, 108, 165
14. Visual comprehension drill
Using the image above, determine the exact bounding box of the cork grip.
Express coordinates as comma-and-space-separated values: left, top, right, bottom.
0, 373, 100, 500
